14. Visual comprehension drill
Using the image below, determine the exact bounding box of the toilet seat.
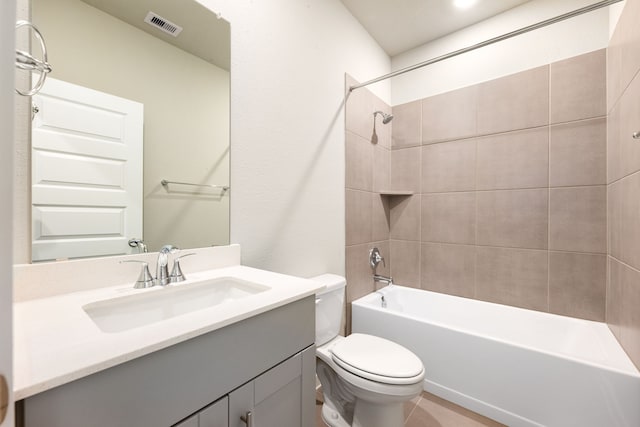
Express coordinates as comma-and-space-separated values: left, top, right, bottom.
331, 333, 424, 385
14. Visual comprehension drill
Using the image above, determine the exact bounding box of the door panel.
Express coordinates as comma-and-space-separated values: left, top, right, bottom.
229, 352, 304, 427
32, 78, 143, 261
199, 396, 228, 427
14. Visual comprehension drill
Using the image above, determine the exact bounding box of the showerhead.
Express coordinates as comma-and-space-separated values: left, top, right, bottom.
374, 111, 393, 124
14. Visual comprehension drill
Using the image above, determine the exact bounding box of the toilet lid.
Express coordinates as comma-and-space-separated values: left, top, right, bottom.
331, 333, 424, 385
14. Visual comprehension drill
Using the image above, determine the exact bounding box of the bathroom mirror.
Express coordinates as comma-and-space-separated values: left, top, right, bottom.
29, 0, 230, 261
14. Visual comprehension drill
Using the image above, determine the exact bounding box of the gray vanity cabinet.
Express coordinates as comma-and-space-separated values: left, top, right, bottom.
174, 396, 228, 427
174, 414, 199, 427
198, 396, 229, 427
173, 345, 315, 427
20, 297, 316, 427
229, 348, 314, 427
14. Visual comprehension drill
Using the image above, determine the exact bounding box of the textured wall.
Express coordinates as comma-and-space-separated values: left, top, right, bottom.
198, 0, 391, 277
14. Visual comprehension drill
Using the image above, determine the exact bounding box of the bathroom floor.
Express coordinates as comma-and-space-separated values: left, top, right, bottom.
315, 391, 506, 427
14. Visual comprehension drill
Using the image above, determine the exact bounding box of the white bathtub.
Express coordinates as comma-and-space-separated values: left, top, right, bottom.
352, 286, 640, 427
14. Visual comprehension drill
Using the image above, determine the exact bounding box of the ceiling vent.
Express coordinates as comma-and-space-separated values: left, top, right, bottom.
144, 12, 183, 37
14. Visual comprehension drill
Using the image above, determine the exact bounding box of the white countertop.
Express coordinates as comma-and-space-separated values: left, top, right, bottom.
14, 265, 324, 400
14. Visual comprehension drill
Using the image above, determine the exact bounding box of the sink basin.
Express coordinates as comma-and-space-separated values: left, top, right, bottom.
83, 277, 269, 333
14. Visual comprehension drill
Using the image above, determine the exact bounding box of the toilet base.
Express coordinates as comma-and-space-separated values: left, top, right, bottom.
353, 400, 405, 427
321, 403, 350, 427
320, 399, 405, 427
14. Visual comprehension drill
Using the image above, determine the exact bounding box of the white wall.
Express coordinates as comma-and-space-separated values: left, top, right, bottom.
0, 0, 14, 423
391, 0, 612, 105
197, 0, 390, 276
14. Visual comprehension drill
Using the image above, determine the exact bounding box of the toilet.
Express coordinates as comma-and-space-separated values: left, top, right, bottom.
313, 274, 425, 427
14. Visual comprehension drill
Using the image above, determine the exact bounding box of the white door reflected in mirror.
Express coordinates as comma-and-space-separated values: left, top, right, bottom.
32, 78, 143, 262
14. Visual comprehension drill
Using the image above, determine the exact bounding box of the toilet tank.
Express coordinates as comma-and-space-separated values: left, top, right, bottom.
312, 274, 346, 346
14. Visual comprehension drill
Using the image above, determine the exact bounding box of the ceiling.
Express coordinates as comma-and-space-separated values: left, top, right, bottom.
339, 0, 533, 56
82, 0, 230, 70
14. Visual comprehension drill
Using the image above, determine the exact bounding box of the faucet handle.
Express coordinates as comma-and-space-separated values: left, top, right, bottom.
120, 260, 155, 289
170, 253, 196, 283
369, 247, 385, 270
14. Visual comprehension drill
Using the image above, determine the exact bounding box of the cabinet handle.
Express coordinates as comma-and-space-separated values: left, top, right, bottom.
0, 374, 8, 424
240, 411, 253, 427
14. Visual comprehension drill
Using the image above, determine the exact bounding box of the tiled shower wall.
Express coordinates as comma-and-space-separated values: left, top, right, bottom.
345, 49, 608, 330
344, 75, 393, 331
606, 0, 640, 369
389, 49, 607, 321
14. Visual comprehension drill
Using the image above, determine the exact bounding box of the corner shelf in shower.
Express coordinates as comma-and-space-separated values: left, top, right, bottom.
378, 190, 414, 196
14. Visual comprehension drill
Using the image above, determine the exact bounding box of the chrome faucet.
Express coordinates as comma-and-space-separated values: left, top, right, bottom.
170, 253, 196, 283
374, 274, 394, 287
370, 247, 394, 288
122, 245, 192, 289
156, 245, 178, 286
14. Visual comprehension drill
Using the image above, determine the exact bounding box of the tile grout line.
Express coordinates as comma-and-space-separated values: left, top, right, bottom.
547, 66, 552, 313
404, 395, 422, 425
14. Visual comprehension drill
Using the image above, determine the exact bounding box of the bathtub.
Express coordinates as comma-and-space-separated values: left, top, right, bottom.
352, 286, 640, 427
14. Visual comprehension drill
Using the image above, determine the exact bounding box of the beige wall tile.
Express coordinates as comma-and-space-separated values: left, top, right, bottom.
422, 192, 476, 245
477, 66, 549, 135
391, 147, 421, 192
476, 127, 549, 190
390, 195, 421, 241
346, 241, 390, 335
477, 189, 548, 250
550, 49, 606, 124
549, 186, 606, 254
390, 240, 420, 287
372, 194, 390, 242
420, 243, 475, 298
608, 101, 621, 184
346, 241, 391, 303
607, 257, 623, 341
372, 96, 392, 149
346, 243, 375, 304
550, 118, 606, 187
608, 30, 623, 112
345, 131, 373, 191
549, 252, 606, 321
392, 100, 421, 148
620, 172, 640, 270
422, 85, 477, 144
373, 145, 390, 192
421, 139, 476, 193
619, 72, 640, 177
618, 259, 640, 369
476, 247, 548, 312
345, 189, 372, 246
608, 181, 622, 259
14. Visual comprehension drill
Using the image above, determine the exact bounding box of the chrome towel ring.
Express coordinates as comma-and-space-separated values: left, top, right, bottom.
15, 20, 52, 96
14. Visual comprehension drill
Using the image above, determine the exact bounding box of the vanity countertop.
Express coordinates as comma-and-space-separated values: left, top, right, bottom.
13, 265, 324, 400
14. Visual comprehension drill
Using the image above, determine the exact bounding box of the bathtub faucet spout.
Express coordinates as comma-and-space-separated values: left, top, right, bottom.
374, 274, 394, 287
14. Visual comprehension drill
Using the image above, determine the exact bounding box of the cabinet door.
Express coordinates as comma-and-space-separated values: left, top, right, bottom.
229, 348, 315, 427
173, 414, 198, 427
199, 396, 228, 427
